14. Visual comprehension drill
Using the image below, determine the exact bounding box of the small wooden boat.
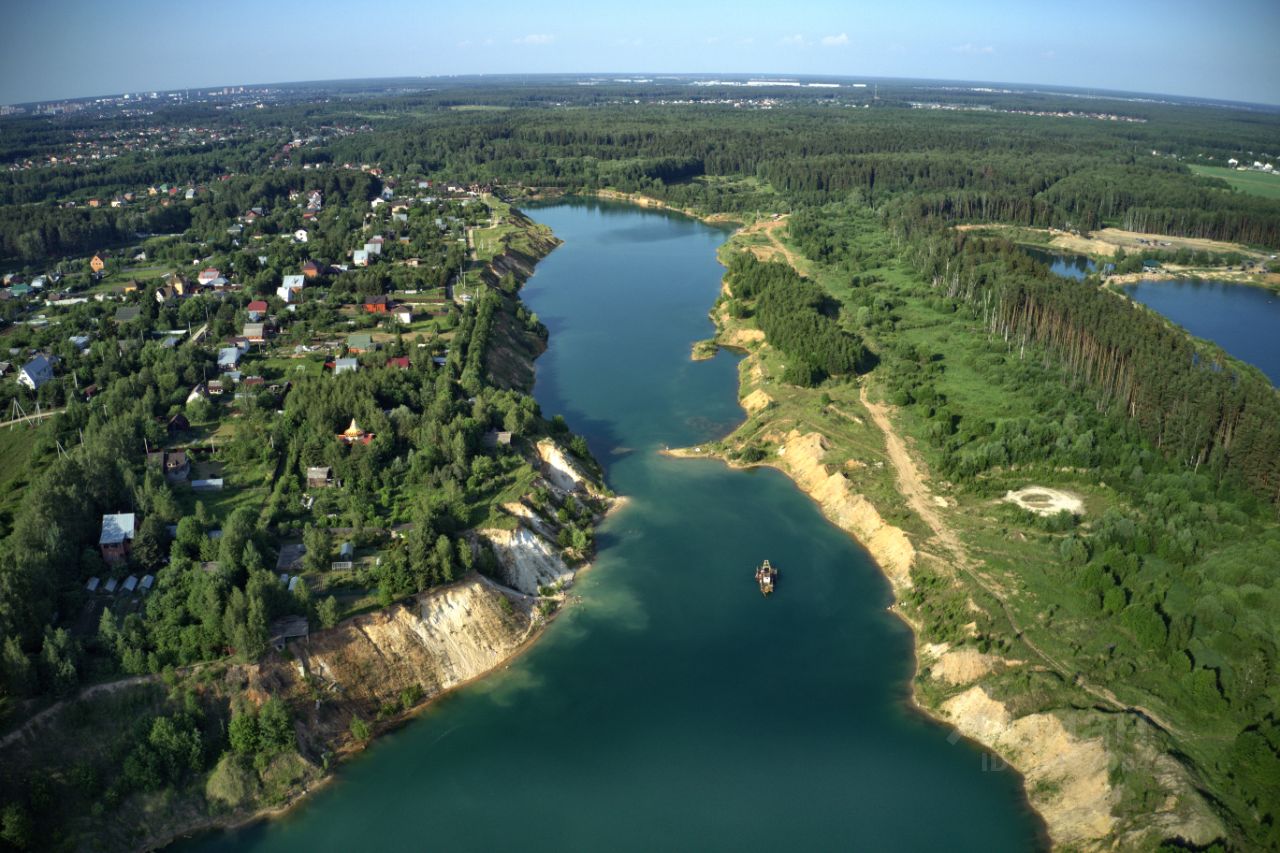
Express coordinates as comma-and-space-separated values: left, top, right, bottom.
755, 559, 777, 596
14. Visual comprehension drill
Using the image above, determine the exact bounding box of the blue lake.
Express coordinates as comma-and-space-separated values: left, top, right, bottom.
1124, 279, 1280, 385
189, 200, 1046, 852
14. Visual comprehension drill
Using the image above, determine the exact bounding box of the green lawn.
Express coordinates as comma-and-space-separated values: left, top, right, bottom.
0, 422, 47, 535
1191, 164, 1280, 200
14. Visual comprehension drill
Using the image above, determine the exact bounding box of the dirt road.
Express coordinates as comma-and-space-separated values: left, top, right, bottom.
0, 674, 158, 750
859, 386, 1182, 735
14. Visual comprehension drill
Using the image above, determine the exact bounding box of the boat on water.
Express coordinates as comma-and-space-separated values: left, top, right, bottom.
755, 559, 777, 595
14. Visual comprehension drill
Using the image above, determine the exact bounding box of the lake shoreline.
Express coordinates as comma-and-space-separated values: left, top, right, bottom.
654, 209, 1121, 849
147, 207, 626, 853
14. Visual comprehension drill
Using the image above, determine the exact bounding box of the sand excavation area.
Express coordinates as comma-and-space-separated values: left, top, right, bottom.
1003, 486, 1085, 516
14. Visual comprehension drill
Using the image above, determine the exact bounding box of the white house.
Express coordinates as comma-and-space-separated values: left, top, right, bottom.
17, 355, 54, 390
294, 229, 309, 243
352, 250, 369, 267
277, 274, 305, 304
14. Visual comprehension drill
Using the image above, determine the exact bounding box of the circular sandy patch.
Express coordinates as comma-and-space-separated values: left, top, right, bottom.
1003, 486, 1084, 517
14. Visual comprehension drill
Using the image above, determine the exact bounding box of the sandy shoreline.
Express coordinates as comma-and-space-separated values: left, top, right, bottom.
657, 209, 1225, 850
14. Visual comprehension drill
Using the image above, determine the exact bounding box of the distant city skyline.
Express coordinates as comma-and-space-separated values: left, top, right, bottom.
1, 0, 1277, 107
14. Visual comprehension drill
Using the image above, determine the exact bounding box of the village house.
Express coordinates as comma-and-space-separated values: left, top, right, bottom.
301, 260, 322, 279
99, 512, 136, 564
242, 322, 270, 344
352, 249, 369, 267
293, 229, 308, 243
90, 253, 108, 273
386, 356, 410, 370
333, 356, 359, 375
246, 299, 269, 320
217, 346, 242, 370
306, 466, 333, 488
114, 305, 141, 324
277, 274, 305, 303
17, 354, 54, 390
363, 294, 391, 314
346, 332, 375, 353
197, 267, 220, 286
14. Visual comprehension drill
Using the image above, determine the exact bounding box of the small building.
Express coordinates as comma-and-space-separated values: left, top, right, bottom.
140, 574, 155, 592
167, 413, 190, 435
104, 578, 118, 593
164, 448, 190, 482
352, 250, 369, 267
197, 268, 220, 286
218, 347, 242, 370
337, 418, 374, 445
333, 357, 359, 375
363, 295, 391, 314
386, 356, 410, 370
85, 577, 100, 593
269, 615, 310, 651
484, 430, 514, 448
246, 299, 269, 320
346, 333, 374, 353
338, 541, 355, 561
114, 306, 141, 324
243, 322, 269, 343
301, 260, 322, 279
276, 543, 307, 572
191, 478, 224, 491
99, 512, 136, 564
17, 355, 54, 391
278, 274, 305, 303
121, 575, 138, 593
90, 253, 107, 273
306, 466, 333, 488
294, 229, 309, 243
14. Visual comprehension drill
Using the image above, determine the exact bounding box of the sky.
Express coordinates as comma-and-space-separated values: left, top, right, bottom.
2, 0, 1278, 106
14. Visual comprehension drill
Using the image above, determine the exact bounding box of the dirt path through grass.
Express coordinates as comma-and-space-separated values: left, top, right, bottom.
858, 385, 1182, 735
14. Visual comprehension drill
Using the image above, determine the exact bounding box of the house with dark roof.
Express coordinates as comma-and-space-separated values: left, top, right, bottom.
17, 355, 54, 390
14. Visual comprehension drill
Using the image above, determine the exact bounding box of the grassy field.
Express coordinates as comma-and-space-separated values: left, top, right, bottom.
1191, 164, 1280, 200
0, 422, 48, 536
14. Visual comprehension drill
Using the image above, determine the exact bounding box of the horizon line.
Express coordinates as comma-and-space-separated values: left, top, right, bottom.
4, 72, 1278, 112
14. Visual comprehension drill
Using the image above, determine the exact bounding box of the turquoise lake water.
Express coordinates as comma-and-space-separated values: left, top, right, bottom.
190, 200, 1046, 852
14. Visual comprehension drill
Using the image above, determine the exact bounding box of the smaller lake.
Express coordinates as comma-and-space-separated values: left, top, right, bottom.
1022, 247, 1105, 280
1123, 279, 1280, 385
